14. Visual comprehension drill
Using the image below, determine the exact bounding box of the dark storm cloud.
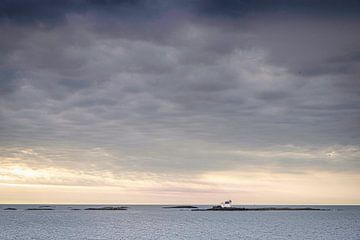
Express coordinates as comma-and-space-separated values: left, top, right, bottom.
0, 69, 17, 94
2, 0, 360, 24
0, 0, 147, 23
0, 0, 359, 176
195, 0, 360, 17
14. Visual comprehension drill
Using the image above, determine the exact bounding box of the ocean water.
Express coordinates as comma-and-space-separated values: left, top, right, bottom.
0, 205, 359, 240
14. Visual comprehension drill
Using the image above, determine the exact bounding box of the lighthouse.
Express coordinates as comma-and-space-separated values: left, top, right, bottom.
221, 200, 232, 208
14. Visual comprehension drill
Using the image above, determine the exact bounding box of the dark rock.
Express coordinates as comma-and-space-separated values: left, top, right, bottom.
4, 208, 17, 210
192, 206, 329, 211
26, 208, 54, 210
84, 206, 128, 210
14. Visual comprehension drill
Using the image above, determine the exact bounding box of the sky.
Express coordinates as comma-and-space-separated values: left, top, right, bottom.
0, 0, 359, 204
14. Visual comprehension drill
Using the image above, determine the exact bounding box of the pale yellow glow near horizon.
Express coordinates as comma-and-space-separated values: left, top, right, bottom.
1, 145, 359, 204
0, 166, 359, 204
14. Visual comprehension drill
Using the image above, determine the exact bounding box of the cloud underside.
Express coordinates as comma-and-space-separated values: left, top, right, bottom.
0, 0, 359, 202
1, 144, 359, 204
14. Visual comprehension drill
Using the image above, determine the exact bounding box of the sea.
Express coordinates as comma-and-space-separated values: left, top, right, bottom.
0, 205, 359, 240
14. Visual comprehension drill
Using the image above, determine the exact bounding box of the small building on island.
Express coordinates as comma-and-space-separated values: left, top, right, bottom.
221, 200, 232, 208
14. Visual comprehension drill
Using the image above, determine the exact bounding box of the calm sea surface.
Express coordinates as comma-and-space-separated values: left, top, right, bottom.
0, 205, 359, 240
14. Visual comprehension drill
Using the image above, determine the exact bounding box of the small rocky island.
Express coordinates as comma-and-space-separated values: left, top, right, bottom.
163, 206, 198, 209
26, 208, 54, 210
193, 206, 327, 211
70, 208, 82, 210
26, 206, 55, 210
84, 206, 128, 210
192, 200, 329, 211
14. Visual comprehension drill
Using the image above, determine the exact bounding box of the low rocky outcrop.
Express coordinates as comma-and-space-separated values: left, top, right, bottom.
4, 208, 17, 210
192, 206, 329, 211
26, 208, 54, 210
84, 206, 128, 210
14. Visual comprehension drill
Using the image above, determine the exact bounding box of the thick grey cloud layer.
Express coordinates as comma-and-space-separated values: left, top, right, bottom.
0, 0, 359, 178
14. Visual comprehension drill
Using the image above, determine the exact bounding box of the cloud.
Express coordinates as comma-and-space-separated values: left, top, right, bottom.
1, 14, 359, 147
1, 144, 360, 204
0, 0, 359, 203
0, 0, 148, 24
194, 0, 360, 17
0, 144, 358, 188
